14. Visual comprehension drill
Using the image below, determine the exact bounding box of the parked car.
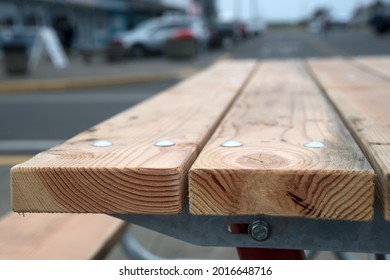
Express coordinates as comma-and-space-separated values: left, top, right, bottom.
369, 5, 390, 34
208, 21, 241, 49
245, 18, 267, 37
105, 15, 209, 61
237, 20, 249, 39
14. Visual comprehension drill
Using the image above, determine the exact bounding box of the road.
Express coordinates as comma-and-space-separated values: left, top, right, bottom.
0, 82, 174, 142
234, 28, 390, 59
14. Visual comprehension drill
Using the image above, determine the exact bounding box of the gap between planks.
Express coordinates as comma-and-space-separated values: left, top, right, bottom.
353, 56, 390, 81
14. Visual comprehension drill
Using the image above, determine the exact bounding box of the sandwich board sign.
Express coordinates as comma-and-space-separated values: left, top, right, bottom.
29, 27, 69, 70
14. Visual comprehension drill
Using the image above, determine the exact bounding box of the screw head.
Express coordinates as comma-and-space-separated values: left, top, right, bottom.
248, 219, 270, 242
154, 140, 176, 147
304, 141, 326, 148
348, 74, 356, 82
230, 77, 239, 86
221, 140, 242, 147
92, 140, 112, 147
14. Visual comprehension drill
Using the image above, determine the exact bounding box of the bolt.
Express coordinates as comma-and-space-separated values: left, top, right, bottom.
221, 140, 242, 147
92, 140, 112, 147
154, 140, 176, 147
304, 141, 325, 148
249, 219, 270, 242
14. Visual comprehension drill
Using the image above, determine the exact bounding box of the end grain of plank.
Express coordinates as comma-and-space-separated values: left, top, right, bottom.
309, 58, 390, 220
11, 60, 257, 214
190, 61, 374, 221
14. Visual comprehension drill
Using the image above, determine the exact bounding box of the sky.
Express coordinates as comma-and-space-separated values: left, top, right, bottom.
217, 0, 390, 22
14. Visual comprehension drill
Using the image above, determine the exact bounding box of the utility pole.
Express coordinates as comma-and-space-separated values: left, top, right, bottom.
253, 0, 259, 20
251, 0, 255, 20
235, 0, 242, 20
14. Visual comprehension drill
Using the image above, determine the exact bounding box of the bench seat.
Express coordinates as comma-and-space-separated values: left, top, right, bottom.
0, 212, 126, 259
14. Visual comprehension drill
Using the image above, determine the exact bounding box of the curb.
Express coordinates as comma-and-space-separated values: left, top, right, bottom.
0, 72, 185, 93
0, 53, 229, 93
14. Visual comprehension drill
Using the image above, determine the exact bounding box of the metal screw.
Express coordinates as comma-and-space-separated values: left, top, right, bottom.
248, 219, 270, 242
221, 140, 242, 147
304, 141, 326, 148
230, 77, 239, 86
92, 140, 112, 147
348, 74, 356, 82
154, 140, 176, 147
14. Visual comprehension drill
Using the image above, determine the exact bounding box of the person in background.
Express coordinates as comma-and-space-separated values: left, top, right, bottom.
53, 16, 75, 55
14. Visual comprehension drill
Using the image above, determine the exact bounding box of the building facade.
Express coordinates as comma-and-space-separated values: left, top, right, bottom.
195, 0, 217, 23
0, 0, 186, 50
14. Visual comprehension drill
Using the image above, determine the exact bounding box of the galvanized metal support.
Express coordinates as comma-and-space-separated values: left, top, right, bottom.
113, 203, 390, 254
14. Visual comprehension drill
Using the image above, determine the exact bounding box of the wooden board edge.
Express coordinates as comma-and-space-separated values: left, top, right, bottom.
305, 59, 390, 221
189, 168, 375, 221
11, 165, 185, 214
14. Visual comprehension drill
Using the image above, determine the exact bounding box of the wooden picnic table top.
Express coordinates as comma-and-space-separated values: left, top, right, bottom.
10, 56, 390, 222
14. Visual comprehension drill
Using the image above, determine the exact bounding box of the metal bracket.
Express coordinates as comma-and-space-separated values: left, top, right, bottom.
113, 203, 390, 254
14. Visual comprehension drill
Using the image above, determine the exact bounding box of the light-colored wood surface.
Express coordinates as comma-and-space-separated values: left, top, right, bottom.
11, 61, 256, 214
309, 58, 390, 220
189, 61, 375, 220
355, 56, 390, 80
0, 212, 126, 259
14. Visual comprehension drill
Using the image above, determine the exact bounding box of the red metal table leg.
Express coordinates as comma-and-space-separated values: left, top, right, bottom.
236, 247, 306, 260
231, 224, 306, 260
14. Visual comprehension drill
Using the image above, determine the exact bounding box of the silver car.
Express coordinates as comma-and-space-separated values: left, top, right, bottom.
106, 15, 209, 59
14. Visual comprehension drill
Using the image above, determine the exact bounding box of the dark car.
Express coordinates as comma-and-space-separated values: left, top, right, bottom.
369, 6, 390, 34
208, 21, 241, 49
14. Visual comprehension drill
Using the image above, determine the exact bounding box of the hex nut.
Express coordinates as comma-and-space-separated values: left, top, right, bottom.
248, 219, 270, 242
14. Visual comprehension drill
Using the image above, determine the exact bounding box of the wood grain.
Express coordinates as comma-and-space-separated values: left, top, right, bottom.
308, 58, 390, 220
0, 212, 126, 259
190, 61, 374, 220
12, 60, 256, 214
355, 56, 390, 80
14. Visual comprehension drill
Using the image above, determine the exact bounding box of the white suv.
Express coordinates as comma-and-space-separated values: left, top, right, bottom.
106, 15, 209, 59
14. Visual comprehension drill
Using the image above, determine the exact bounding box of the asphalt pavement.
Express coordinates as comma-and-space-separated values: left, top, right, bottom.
0, 27, 389, 260
0, 82, 174, 143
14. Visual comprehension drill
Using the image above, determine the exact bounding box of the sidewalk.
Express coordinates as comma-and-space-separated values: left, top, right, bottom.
0, 51, 227, 92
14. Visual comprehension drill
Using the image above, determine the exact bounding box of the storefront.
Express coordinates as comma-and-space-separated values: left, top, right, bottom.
0, 0, 186, 50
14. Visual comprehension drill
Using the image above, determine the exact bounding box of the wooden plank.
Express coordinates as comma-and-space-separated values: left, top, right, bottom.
355, 56, 390, 80
189, 61, 374, 220
0, 212, 126, 259
11, 61, 256, 214
308, 58, 390, 220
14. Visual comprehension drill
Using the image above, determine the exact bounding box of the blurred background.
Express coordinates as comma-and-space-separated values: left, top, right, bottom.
0, 0, 389, 260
